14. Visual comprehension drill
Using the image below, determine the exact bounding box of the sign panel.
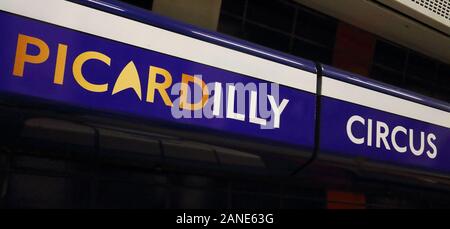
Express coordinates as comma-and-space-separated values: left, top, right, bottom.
320, 73, 450, 174
0, 2, 317, 150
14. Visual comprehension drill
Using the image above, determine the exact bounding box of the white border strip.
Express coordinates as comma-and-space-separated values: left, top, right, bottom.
322, 76, 450, 128
0, 0, 316, 93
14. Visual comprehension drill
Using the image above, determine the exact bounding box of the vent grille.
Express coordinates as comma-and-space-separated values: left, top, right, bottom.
411, 0, 450, 20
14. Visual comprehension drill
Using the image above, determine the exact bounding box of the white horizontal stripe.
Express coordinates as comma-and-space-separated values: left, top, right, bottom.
0, 0, 316, 93
322, 76, 450, 128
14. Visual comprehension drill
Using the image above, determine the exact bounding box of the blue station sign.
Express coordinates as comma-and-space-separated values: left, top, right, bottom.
1, 0, 449, 176
320, 66, 450, 174
0, 0, 317, 150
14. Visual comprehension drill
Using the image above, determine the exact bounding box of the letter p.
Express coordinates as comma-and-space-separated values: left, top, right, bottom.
13, 34, 49, 77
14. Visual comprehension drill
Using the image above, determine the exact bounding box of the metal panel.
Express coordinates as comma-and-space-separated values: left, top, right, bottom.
378, 0, 450, 34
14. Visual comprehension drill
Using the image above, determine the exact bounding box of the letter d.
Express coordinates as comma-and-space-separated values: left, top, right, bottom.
13, 34, 50, 77
179, 74, 209, 111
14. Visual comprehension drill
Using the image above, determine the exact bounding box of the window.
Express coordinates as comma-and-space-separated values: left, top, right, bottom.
218, 0, 449, 103
370, 39, 450, 103
218, 0, 337, 64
